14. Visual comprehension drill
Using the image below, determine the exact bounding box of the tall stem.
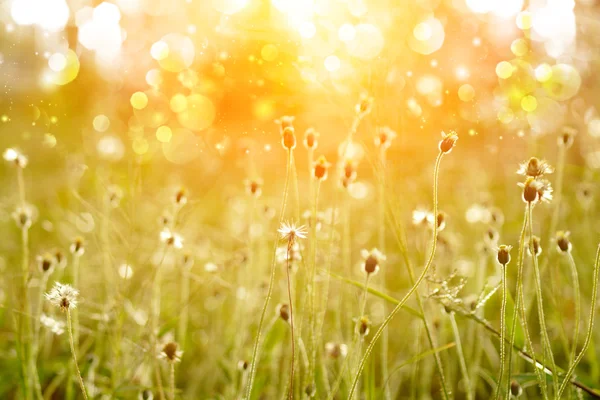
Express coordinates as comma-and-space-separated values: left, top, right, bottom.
348, 151, 445, 399
170, 363, 176, 400
307, 180, 321, 392
246, 149, 292, 399
528, 205, 558, 394
285, 242, 295, 400
557, 244, 600, 397
567, 253, 581, 372
378, 148, 390, 400
449, 312, 473, 400
67, 310, 88, 400
494, 263, 507, 400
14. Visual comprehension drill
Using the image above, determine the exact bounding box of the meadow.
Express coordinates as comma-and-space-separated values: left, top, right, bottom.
1, 0, 600, 399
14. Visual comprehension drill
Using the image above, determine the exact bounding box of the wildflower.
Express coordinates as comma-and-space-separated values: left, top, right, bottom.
173, 187, 188, 208
303, 127, 319, 150
360, 248, 386, 276
276, 116, 296, 150
431, 212, 446, 231
244, 178, 262, 198
37, 252, 56, 274
40, 313, 65, 335
558, 126, 576, 149
412, 208, 433, 226
12, 205, 34, 229
70, 236, 86, 256
517, 157, 554, 178
527, 235, 542, 257
555, 231, 572, 253
237, 360, 249, 371
374, 126, 397, 150
341, 159, 358, 181
510, 380, 523, 397
54, 249, 67, 269
488, 207, 505, 226
181, 252, 194, 269
438, 131, 458, 154
277, 303, 290, 322
105, 184, 123, 208
278, 221, 308, 244
518, 177, 553, 204
496, 245, 512, 266
159, 342, 183, 363
325, 342, 348, 359
355, 94, 373, 117
45, 282, 79, 311
160, 229, 184, 249
356, 316, 371, 337
3, 148, 28, 168
138, 389, 154, 400
484, 227, 500, 245
313, 155, 332, 181
576, 183, 594, 210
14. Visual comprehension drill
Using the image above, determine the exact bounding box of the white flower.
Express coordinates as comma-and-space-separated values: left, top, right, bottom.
45, 282, 79, 311
40, 313, 65, 335
325, 342, 348, 359
160, 229, 184, 249
278, 221, 308, 243
3, 148, 28, 168
412, 208, 433, 226
360, 248, 386, 276
159, 342, 183, 363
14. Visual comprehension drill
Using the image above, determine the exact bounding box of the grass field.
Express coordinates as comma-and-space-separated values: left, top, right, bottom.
1, 0, 600, 399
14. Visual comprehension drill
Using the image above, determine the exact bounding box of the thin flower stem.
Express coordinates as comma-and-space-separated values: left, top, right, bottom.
307, 180, 321, 392
567, 252, 581, 371
285, 241, 295, 400
449, 312, 473, 400
31, 274, 49, 398
507, 206, 547, 399
151, 248, 169, 400
493, 264, 507, 400
528, 204, 558, 395
170, 363, 176, 400
67, 310, 88, 400
557, 244, 600, 398
347, 151, 446, 400
378, 147, 390, 400
246, 149, 292, 400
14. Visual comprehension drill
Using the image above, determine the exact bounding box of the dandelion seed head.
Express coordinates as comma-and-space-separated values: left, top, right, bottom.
45, 282, 79, 311
278, 221, 308, 244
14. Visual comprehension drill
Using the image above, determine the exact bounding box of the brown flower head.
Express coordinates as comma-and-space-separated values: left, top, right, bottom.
555, 231, 572, 253
517, 157, 554, 178
313, 155, 332, 181
518, 177, 553, 204
303, 127, 319, 150
438, 131, 458, 154
159, 342, 183, 363
374, 126, 397, 150
496, 245, 512, 266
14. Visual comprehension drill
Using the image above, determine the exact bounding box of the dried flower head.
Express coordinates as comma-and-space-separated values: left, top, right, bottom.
138, 389, 154, 400
518, 177, 553, 204
356, 316, 371, 337
303, 127, 319, 150
40, 313, 65, 335
555, 231, 572, 253
527, 235, 542, 257
12, 205, 34, 229
106, 184, 123, 208
45, 282, 79, 311
37, 252, 56, 274
278, 221, 308, 244
159, 342, 183, 363
173, 187, 188, 208
277, 303, 290, 322
412, 208, 433, 226
313, 155, 332, 181
3, 148, 28, 168
355, 94, 373, 117
438, 131, 458, 154
237, 360, 249, 371
53, 249, 67, 269
276, 116, 296, 150
360, 248, 386, 276
160, 229, 184, 249
558, 126, 577, 149
517, 157, 554, 178
325, 342, 348, 359
510, 380, 523, 397
496, 245, 512, 266
244, 178, 263, 198
70, 236, 86, 256
374, 126, 397, 150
